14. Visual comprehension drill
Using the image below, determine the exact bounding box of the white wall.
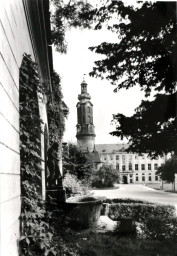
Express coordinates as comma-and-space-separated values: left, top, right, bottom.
0, 0, 49, 255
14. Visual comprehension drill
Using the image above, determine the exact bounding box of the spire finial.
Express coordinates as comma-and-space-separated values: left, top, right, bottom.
83, 74, 86, 82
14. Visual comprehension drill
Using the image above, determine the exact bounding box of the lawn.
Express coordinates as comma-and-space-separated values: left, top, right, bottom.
59, 228, 177, 256
146, 182, 177, 192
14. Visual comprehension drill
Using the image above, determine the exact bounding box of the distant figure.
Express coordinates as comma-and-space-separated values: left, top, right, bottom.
47, 142, 61, 187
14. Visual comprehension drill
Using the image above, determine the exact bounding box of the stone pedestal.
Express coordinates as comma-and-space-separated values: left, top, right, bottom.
46, 186, 66, 203
118, 217, 136, 234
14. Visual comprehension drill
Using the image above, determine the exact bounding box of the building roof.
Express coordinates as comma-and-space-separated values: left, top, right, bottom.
95, 144, 129, 154
87, 150, 102, 164
91, 150, 102, 163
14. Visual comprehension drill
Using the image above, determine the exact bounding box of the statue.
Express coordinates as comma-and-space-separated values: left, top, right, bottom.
47, 142, 62, 187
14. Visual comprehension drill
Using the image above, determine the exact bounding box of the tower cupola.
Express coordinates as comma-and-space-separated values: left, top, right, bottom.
76, 78, 96, 152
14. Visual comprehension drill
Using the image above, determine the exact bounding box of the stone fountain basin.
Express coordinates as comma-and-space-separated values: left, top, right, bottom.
65, 196, 103, 228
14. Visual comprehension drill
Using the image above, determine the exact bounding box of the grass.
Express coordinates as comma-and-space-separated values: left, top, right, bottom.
62, 230, 177, 256
146, 182, 177, 193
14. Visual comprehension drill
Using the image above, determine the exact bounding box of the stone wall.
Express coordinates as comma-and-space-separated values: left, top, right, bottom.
0, 0, 52, 255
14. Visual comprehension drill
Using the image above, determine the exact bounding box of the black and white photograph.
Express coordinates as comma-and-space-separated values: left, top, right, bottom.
0, 0, 177, 255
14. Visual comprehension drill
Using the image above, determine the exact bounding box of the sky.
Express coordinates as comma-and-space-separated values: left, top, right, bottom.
53, 25, 145, 145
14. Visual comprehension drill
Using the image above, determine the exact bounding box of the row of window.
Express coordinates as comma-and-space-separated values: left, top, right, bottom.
105, 154, 162, 161
135, 174, 159, 182
117, 163, 159, 171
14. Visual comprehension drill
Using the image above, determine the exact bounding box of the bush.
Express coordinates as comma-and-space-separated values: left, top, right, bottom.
140, 216, 177, 240
63, 173, 89, 198
108, 203, 176, 222
92, 164, 119, 188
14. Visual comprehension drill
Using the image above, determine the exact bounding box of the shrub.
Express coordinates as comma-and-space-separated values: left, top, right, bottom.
141, 216, 177, 240
108, 203, 176, 222
63, 173, 89, 198
92, 164, 119, 188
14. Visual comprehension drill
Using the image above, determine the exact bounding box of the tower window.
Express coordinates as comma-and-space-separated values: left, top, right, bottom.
88, 107, 90, 113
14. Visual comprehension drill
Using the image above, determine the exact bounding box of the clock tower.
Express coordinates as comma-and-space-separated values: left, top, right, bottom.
76, 78, 96, 152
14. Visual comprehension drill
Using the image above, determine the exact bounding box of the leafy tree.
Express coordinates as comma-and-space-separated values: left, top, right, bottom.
92, 164, 119, 188
156, 156, 177, 190
62, 143, 93, 180
51, 0, 93, 53
89, 1, 177, 156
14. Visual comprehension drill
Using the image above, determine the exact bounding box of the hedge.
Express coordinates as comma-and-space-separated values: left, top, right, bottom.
108, 203, 176, 222
103, 198, 152, 204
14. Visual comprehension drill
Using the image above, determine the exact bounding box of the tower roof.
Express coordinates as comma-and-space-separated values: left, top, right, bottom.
78, 77, 91, 101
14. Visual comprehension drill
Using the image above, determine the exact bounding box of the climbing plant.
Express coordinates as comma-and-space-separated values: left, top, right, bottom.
19, 54, 56, 256
47, 71, 68, 144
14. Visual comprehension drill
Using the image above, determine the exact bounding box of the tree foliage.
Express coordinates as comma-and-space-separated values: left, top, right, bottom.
89, 1, 177, 156
156, 156, 177, 184
111, 92, 177, 156
51, 0, 94, 53
62, 143, 92, 180
92, 164, 119, 188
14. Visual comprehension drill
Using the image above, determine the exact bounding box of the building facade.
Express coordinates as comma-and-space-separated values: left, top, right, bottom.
0, 1, 52, 255
95, 144, 168, 184
76, 79, 96, 152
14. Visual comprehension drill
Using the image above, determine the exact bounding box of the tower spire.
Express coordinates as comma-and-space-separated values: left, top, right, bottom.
76, 78, 96, 152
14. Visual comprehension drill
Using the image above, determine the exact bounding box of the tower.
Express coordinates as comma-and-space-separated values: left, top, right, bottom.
76, 78, 96, 152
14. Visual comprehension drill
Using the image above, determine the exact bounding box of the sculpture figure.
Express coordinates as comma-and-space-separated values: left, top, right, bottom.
47, 142, 61, 187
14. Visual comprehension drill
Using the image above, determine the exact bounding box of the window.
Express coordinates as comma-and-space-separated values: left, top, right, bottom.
141, 164, 145, 170
116, 155, 119, 160
116, 164, 119, 170
155, 175, 158, 181
135, 164, 138, 170
148, 173, 151, 181
142, 173, 145, 182
154, 164, 158, 170
136, 174, 139, 182
129, 163, 132, 170
122, 165, 125, 171
88, 106, 90, 113
148, 164, 151, 170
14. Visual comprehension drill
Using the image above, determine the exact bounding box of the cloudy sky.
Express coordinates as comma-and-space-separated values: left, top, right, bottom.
53, 26, 145, 144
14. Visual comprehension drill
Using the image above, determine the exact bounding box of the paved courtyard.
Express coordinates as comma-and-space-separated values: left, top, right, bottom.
91, 184, 177, 207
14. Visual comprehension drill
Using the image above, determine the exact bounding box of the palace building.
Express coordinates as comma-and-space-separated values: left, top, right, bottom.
95, 144, 168, 184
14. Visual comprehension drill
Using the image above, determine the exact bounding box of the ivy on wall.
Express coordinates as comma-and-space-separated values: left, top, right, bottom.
47, 71, 69, 144
19, 53, 57, 255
